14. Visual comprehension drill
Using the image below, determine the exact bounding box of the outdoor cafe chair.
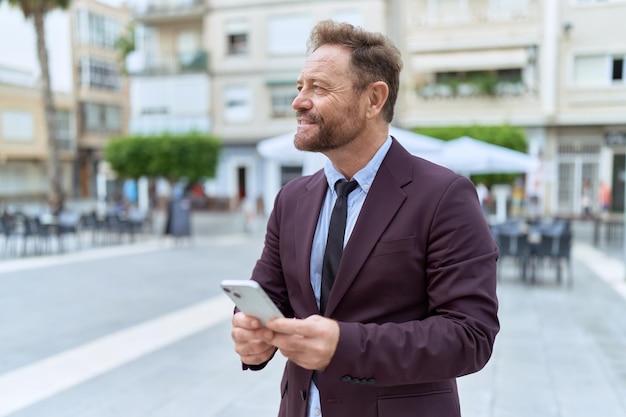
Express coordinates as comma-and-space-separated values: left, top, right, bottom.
0, 214, 11, 257
532, 221, 573, 287
56, 210, 83, 251
4, 213, 48, 256
493, 226, 531, 282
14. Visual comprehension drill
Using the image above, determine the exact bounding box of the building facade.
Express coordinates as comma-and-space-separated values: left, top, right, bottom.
207, 0, 389, 212
5, 0, 617, 217
0, 0, 130, 206
71, 0, 131, 199
128, 0, 625, 219
0, 5, 75, 205
127, 0, 389, 212
400, 0, 626, 218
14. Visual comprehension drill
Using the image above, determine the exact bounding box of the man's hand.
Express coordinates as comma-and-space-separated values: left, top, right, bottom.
231, 312, 276, 365
264, 315, 340, 371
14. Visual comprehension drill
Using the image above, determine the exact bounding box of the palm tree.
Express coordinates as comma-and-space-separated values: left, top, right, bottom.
1, 0, 71, 214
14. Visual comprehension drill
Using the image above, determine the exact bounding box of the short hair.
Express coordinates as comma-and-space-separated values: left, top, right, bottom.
307, 20, 403, 123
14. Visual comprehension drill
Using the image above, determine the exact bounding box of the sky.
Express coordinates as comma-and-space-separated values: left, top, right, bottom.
0, 2, 74, 93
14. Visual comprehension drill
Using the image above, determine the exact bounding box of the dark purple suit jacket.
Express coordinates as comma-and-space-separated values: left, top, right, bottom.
249, 139, 499, 417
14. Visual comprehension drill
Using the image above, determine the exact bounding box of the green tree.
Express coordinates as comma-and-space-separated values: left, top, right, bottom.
104, 132, 221, 183
1, 0, 71, 214
114, 24, 135, 74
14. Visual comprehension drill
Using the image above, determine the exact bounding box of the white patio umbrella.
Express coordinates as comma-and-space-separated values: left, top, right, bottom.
256, 131, 310, 164
257, 126, 444, 170
257, 127, 444, 215
422, 136, 539, 175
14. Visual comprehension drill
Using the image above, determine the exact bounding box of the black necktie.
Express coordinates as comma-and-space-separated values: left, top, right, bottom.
320, 180, 358, 315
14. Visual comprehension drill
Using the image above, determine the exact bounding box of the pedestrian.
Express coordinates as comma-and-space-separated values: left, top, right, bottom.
475, 181, 490, 215
581, 179, 592, 219
229, 20, 499, 417
599, 181, 611, 216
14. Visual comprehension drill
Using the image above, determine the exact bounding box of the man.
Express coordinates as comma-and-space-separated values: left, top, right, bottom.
230, 20, 499, 417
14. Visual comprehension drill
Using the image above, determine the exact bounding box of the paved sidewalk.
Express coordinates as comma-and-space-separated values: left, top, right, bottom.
459, 240, 626, 417
0, 211, 625, 416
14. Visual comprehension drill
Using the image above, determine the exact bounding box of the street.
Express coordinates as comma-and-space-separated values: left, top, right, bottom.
1, 212, 626, 416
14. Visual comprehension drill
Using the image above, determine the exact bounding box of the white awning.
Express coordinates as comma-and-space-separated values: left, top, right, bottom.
412, 48, 529, 72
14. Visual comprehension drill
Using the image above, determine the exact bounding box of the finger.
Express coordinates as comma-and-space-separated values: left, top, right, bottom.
233, 312, 262, 330
266, 317, 308, 336
238, 342, 276, 365
232, 326, 273, 344
234, 339, 272, 356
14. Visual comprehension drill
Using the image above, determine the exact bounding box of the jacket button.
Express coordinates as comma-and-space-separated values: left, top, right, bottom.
367, 378, 376, 385
341, 375, 351, 382
351, 378, 360, 384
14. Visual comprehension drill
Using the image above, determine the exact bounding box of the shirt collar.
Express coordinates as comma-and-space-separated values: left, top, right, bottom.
323, 135, 393, 194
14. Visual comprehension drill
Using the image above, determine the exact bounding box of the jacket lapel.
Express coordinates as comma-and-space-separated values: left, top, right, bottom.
294, 171, 328, 313
325, 140, 413, 315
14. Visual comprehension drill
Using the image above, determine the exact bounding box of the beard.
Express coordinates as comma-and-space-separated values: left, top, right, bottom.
294, 106, 364, 153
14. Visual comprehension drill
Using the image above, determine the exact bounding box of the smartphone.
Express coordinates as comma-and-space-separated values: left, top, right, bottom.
220, 279, 285, 325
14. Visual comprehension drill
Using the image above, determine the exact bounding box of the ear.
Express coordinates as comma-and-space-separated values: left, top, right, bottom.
365, 81, 389, 119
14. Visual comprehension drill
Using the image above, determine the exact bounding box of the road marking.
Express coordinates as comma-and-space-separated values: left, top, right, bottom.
0, 234, 250, 275
0, 241, 162, 275
0, 294, 234, 416
574, 242, 626, 299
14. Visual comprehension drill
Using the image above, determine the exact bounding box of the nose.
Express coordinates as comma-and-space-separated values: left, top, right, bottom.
292, 89, 312, 111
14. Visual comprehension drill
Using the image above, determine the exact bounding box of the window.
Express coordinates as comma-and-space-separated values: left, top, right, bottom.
427, 0, 469, 23
177, 31, 200, 66
268, 82, 297, 118
2, 110, 34, 142
575, 0, 625, 4
489, 0, 530, 16
223, 86, 252, 123
75, 9, 121, 50
573, 54, 626, 86
281, 166, 302, 186
556, 138, 601, 216
80, 56, 121, 91
332, 10, 362, 26
105, 106, 121, 132
55, 110, 76, 151
226, 21, 248, 55
612, 57, 624, 83
268, 15, 310, 55
81, 102, 122, 134
136, 24, 159, 68
574, 55, 606, 86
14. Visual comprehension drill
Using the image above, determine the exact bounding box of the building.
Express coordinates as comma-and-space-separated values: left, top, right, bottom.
127, 0, 211, 209
71, 0, 131, 199
0, 0, 130, 206
128, 0, 390, 212
400, 0, 626, 217
125, 0, 625, 219
0, 4, 75, 205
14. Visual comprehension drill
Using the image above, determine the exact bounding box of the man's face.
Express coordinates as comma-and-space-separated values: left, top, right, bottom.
292, 44, 366, 153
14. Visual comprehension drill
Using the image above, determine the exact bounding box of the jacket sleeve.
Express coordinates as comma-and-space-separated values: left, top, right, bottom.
241, 185, 296, 371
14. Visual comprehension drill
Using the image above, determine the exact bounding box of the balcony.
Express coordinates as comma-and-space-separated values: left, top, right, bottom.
411, 1, 541, 26
416, 69, 534, 100
127, 50, 208, 76
134, 0, 206, 22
